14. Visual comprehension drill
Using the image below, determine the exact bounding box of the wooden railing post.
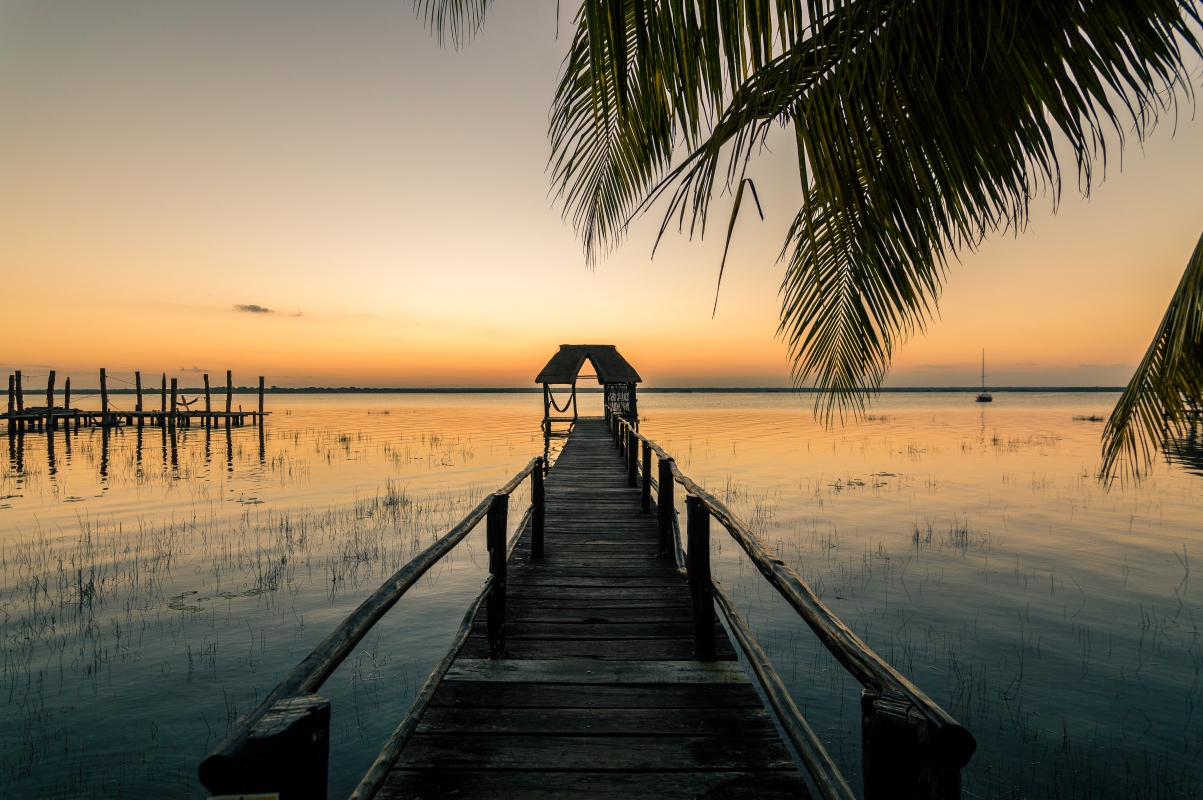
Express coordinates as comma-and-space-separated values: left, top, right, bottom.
486, 492, 510, 658
531, 457, 545, 559
258, 376, 265, 425
686, 496, 716, 662
641, 442, 652, 513
626, 428, 638, 487
658, 457, 674, 558
862, 690, 961, 799
199, 693, 330, 800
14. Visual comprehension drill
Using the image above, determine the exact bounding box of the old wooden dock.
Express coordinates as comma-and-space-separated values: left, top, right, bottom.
199, 343, 977, 800
378, 417, 807, 798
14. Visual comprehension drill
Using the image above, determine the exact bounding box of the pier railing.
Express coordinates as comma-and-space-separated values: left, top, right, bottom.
198, 456, 544, 800
611, 415, 976, 800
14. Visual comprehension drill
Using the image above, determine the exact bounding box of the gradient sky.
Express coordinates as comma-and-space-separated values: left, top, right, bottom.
3, 2, 1203, 388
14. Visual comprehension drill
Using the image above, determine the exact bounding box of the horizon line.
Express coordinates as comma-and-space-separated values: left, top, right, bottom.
41, 385, 1128, 394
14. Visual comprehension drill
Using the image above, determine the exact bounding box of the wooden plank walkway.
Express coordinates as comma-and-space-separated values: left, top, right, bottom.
379, 418, 811, 799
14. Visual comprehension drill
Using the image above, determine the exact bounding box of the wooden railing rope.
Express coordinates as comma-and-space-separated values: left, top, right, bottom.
612, 414, 976, 797
199, 456, 542, 799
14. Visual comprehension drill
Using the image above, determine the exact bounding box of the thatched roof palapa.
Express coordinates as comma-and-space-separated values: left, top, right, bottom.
535, 345, 641, 385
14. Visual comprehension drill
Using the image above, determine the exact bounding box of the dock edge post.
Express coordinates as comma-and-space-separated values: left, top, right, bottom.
640, 441, 652, 513
862, 688, 962, 800
657, 456, 674, 559
626, 428, 638, 487
686, 495, 716, 662
531, 458, 545, 559
486, 492, 509, 658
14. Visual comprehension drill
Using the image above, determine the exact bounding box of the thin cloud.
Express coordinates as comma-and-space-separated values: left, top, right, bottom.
234, 304, 272, 314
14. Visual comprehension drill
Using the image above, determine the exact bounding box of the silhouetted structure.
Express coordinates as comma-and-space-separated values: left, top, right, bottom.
535, 344, 641, 427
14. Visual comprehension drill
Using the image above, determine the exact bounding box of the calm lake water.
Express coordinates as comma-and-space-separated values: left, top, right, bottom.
2, 391, 1200, 798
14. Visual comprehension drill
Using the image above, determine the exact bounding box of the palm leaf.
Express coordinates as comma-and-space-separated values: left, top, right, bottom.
1102, 231, 1203, 481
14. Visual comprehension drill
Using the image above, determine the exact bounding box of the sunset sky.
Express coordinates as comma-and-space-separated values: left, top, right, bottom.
3, 2, 1202, 388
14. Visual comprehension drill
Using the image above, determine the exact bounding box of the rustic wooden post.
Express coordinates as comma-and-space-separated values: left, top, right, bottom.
170, 378, 178, 426
160, 374, 167, 425
862, 690, 961, 800
641, 442, 652, 513
226, 370, 233, 414
658, 457, 674, 558
486, 492, 510, 658
626, 428, 638, 487
204, 374, 211, 426
571, 382, 578, 420
686, 495, 717, 662
199, 695, 330, 800
628, 381, 637, 418
99, 368, 109, 427
7, 374, 14, 434
542, 383, 550, 429
531, 458, 545, 559
63, 377, 70, 413
258, 376, 264, 425
46, 371, 55, 430
15, 370, 23, 413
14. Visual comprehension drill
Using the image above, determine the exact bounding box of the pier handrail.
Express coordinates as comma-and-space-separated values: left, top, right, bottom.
199, 456, 542, 792
612, 416, 976, 773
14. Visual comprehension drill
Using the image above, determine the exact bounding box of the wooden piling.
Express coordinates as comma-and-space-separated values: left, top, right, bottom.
15, 370, 23, 413
6, 375, 13, 434
135, 372, 143, 413
225, 370, 232, 414
100, 368, 109, 427
46, 371, 55, 430
258, 376, 264, 425
160, 374, 167, 425
64, 378, 71, 424
204, 374, 211, 425
170, 378, 178, 424
686, 495, 717, 662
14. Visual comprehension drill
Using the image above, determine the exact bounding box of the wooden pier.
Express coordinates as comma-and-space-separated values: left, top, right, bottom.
378, 417, 806, 798
4, 368, 268, 433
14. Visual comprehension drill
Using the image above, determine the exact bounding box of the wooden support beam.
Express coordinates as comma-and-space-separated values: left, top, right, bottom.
160, 374, 167, 424
226, 370, 233, 414
64, 377, 70, 417
204, 374, 211, 426
15, 370, 23, 413
170, 378, 178, 425
686, 495, 717, 662
258, 376, 264, 424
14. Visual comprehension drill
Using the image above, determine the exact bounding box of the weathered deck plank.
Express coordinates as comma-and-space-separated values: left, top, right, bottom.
377, 418, 809, 799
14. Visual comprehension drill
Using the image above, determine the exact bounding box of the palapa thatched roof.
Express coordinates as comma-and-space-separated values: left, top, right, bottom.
535, 345, 641, 385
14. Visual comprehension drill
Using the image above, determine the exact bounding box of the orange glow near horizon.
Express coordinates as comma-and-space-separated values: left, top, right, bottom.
3, 4, 1202, 390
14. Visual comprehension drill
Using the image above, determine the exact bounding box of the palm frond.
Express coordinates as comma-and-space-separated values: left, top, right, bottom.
1102, 231, 1203, 481
646, 0, 1198, 409
415, 0, 491, 48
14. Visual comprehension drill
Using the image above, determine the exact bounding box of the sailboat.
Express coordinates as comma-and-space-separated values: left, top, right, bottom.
976, 349, 993, 403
